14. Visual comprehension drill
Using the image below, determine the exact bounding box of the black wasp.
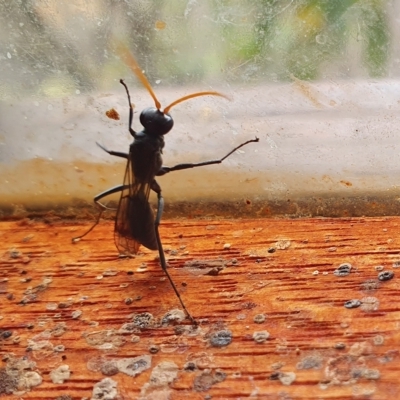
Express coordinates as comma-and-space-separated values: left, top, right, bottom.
73, 43, 259, 324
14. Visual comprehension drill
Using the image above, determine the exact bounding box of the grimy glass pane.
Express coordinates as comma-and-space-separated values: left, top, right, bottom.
0, 0, 398, 217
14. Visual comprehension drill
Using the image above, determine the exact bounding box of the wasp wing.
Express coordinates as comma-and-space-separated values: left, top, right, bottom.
114, 156, 158, 254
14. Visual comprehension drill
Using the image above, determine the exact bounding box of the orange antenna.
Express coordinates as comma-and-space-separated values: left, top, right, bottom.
113, 38, 229, 114
114, 39, 161, 110
164, 91, 229, 114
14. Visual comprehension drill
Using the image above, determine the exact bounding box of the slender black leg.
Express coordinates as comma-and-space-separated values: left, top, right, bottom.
120, 79, 137, 138
157, 137, 259, 176
72, 184, 128, 243
96, 142, 129, 159
151, 180, 196, 325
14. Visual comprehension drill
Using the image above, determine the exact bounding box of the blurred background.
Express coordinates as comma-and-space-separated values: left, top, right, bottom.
1, 0, 400, 217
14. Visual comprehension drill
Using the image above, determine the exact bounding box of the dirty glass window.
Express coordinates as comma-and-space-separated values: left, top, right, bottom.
0, 0, 396, 216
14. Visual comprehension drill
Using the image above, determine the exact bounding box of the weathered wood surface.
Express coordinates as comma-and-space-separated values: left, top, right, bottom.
0, 217, 399, 399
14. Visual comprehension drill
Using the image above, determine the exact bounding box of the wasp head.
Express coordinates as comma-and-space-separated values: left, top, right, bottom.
140, 107, 174, 135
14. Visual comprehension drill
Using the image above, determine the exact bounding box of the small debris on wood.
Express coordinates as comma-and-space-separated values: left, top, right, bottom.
344, 299, 361, 309
91, 377, 118, 400
193, 369, 227, 392
50, 365, 71, 384
140, 361, 178, 399
253, 330, 270, 343
131, 312, 155, 329
209, 329, 232, 347
278, 371, 296, 386
253, 314, 266, 324
378, 271, 394, 281
149, 344, 160, 354
275, 240, 291, 250
117, 355, 152, 377
360, 297, 380, 312
334, 263, 352, 277
296, 354, 322, 370
161, 309, 186, 325
101, 361, 119, 377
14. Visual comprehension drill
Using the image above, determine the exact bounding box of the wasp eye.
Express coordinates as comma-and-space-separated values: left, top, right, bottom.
140, 107, 174, 135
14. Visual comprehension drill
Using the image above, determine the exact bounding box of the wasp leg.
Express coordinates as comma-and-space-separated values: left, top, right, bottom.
157, 137, 259, 175
119, 79, 137, 138
96, 142, 129, 159
151, 179, 196, 325
72, 184, 129, 243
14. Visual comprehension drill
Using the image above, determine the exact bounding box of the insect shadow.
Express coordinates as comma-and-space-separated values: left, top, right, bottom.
73, 44, 259, 324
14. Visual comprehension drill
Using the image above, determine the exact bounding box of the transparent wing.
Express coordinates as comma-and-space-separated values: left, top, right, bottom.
114, 157, 158, 254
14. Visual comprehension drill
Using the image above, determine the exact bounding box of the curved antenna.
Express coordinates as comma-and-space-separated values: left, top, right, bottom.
113, 39, 229, 114
164, 91, 229, 114
114, 39, 161, 110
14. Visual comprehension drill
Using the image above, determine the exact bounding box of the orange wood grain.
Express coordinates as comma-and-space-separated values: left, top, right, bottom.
0, 217, 400, 399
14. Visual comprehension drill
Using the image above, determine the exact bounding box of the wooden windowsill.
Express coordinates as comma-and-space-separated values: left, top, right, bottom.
0, 217, 399, 399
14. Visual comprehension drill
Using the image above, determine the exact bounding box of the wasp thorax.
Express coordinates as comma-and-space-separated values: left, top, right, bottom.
140, 107, 174, 135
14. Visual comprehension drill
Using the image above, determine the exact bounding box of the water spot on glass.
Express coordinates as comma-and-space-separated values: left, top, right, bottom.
316, 34, 327, 45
